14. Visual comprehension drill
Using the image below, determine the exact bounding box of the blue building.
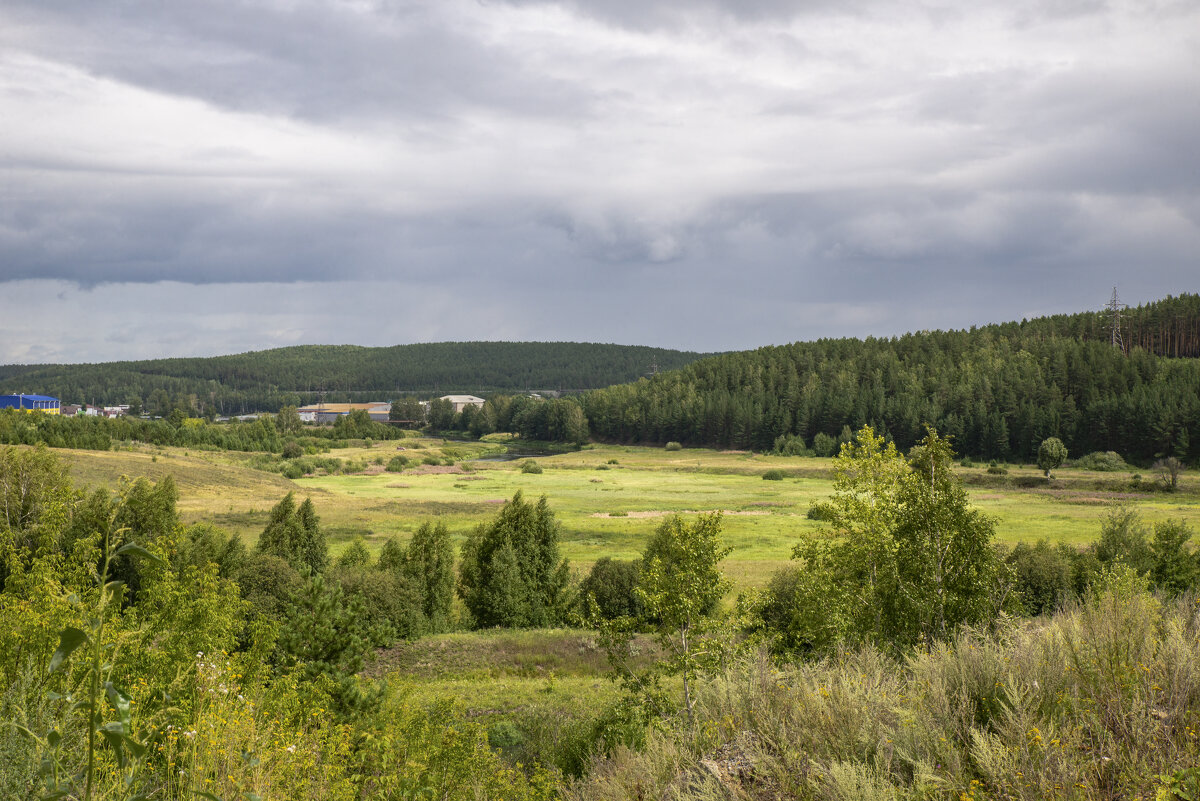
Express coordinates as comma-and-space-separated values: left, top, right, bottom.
0, 394, 61, 414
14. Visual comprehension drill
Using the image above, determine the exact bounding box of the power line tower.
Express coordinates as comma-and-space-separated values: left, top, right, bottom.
1106, 287, 1126, 353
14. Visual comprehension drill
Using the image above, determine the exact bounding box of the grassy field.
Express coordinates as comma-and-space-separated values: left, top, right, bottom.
45, 437, 1200, 775
56, 438, 1200, 590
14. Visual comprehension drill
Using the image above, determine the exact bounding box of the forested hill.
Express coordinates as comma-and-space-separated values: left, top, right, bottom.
0, 342, 709, 414
582, 294, 1200, 463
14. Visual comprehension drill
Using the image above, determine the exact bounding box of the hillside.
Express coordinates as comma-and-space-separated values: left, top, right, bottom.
582, 293, 1200, 462
0, 341, 709, 414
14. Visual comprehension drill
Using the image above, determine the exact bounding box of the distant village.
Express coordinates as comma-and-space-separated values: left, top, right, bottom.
0, 392, 488, 423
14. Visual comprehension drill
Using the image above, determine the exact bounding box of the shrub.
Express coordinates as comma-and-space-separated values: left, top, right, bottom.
521, 460, 544, 474
986, 464, 1008, 475
1006, 540, 1076, 615
806, 501, 836, 521
236, 553, 303, 622
812, 431, 837, 457
664, 441, 682, 451
281, 440, 303, 459
422, 455, 441, 466
762, 469, 785, 481
386, 455, 408, 472
1072, 450, 1129, 472
960, 456, 975, 467
607, 458, 619, 465
579, 557, 643, 620
281, 463, 304, 479
771, 433, 808, 456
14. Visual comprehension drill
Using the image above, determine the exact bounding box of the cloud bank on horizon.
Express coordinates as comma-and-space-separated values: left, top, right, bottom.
0, 0, 1196, 363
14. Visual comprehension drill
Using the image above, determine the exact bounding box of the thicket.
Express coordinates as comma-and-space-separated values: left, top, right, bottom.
0, 444, 558, 800
458, 492, 571, 628
581, 294, 1200, 461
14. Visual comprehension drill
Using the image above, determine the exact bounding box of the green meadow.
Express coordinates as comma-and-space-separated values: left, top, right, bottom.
57, 437, 1200, 592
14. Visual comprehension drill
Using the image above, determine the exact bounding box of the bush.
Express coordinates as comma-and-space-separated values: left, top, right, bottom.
812, 432, 837, 457
579, 557, 643, 620
1072, 450, 1129, 472
664, 441, 682, 451
521, 460, 543, 474
806, 502, 836, 521
1006, 540, 1076, 615
281, 463, 304, 479
771, 433, 808, 456
762, 469, 785, 481
960, 456, 975, 467
281, 440, 303, 459
986, 464, 1008, 475
422, 455, 441, 466
386, 455, 408, 472
330, 565, 424, 641
607, 459, 619, 465
236, 553, 303, 622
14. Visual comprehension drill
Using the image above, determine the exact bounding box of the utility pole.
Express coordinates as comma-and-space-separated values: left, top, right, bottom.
1106, 287, 1125, 353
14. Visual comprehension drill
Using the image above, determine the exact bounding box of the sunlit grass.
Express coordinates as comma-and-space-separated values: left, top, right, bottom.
53, 438, 1200, 586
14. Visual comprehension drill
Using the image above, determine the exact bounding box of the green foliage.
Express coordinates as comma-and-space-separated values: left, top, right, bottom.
761, 468, 785, 480
1037, 436, 1068, 477
330, 565, 424, 641
581, 294, 1200, 460
275, 405, 302, 435
1149, 519, 1199, 594
1095, 505, 1154, 574
812, 431, 837, 457
256, 492, 329, 575
579, 557, 644, 621
771, 433, 808, 456
756, 564, 846, 655
663, 441, 682, 451
337, 535, 372, 568
573, 581, 1200, 801
637, 512, 731, 723
805, 501, 835, 521
521, 459, 544, 474
789, 426, 1009, 651
173, 522, 246, 579
1072, 450, 1129, 471
458, 491, 570, 629
385, 454, 408, 472
278, 572, 387, 713
236, 552, 303, 622
1005, 539, 1076, 615
402, 521, 456, 633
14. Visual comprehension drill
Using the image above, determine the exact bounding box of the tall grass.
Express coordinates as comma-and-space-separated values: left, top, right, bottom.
568, 579, 1200, 800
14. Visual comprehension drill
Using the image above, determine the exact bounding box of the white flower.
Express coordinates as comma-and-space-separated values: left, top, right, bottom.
286, 745, 296, 753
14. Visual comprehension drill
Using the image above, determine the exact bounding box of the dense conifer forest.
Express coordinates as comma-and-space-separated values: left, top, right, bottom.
582, 294, 1200, 462
0, 342, 708, 414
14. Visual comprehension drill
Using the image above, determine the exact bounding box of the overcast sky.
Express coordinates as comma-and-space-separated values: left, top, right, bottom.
1, 0, 1197, 364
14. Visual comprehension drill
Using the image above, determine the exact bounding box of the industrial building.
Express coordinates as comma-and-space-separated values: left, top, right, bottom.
0, 394, 61, 414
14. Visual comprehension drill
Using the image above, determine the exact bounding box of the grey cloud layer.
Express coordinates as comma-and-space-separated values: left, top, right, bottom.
0, 0, 1196, 361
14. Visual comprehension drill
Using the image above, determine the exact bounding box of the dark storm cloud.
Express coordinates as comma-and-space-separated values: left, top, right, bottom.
1, 0, 1197, 362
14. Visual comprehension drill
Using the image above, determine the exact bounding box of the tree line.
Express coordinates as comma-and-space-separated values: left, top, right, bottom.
0, 342, 708, 415
581, 294, 1200, 462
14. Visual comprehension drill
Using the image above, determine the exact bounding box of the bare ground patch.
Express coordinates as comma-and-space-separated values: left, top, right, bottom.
590, 509, 770, 519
